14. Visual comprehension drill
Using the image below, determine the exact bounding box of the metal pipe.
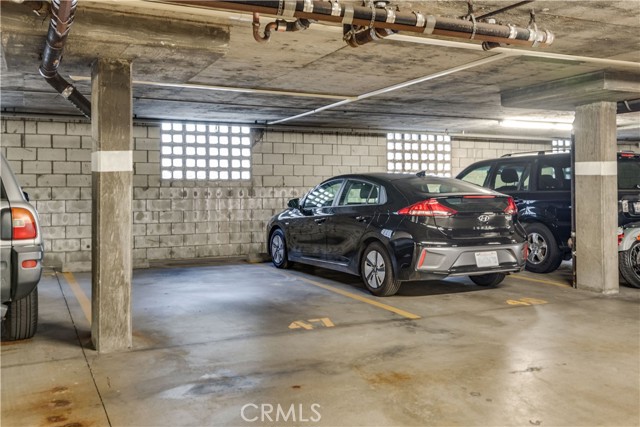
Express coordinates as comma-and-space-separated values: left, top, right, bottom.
252, 12, 311, 43
164, 0, 554, 48
476, 0, 535, 21
39, 0, 91, 118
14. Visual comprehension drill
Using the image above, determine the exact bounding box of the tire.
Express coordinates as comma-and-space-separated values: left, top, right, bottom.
619, 240, 640, 288
2, 287, 38, 341
469, 273, 505, 287
269, 229, 291, 269
524, 223, 563, 274
360, 242, 402, 297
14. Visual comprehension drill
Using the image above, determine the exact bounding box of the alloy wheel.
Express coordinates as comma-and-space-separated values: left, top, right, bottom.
527, 232, 547, 265
631, 244, 640, 277
271, 234, 284, 265
364, 250, 386, 289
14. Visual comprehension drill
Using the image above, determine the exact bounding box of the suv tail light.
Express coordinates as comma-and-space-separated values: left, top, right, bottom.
504, 197, 518, 216
11, 208, 37, 240
398, 199, 458, 217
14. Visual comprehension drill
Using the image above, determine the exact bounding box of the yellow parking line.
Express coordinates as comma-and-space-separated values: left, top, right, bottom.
279, 270, 421, 320
61, 272, 92, 323
508, 274, 572, 288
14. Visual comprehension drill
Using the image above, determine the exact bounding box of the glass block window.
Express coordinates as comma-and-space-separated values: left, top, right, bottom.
160, 123, 252, 180
386, 133, 452, 177
552, 138, 571, 153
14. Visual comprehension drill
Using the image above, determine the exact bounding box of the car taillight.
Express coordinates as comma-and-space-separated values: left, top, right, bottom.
11, 208, 37, 240
522, 242, 529, 260
504, 197, 518, 216
398, 199, 458, 217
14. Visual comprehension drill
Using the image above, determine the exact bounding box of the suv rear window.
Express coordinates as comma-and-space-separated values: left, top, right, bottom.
618, 155, 640, 190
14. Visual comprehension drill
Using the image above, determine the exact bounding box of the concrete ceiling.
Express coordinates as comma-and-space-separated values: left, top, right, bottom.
1, 0, 639, 141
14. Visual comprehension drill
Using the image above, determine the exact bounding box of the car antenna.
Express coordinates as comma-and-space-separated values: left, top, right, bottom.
416, 170, 426, 177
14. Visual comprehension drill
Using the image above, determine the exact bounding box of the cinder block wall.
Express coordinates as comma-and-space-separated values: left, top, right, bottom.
3, 117, 635, 272
0, 118, 386, 271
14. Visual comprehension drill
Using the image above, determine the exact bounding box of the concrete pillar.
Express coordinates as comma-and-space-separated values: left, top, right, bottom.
91, 58, 133, 352
574, 101, 618, 294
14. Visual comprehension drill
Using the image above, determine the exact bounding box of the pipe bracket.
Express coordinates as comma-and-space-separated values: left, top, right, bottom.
303, 0, 313, 13
423, 15, 436, 34
342, 5, 354, 24
281, 0, 296, 17
413, 11, 425, 28
385, 8, 396, 24
330, 1, 341, 17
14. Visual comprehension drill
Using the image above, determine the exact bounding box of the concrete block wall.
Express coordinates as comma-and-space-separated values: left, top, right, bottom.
2, 117, 636, 271
0, 118, 386, 271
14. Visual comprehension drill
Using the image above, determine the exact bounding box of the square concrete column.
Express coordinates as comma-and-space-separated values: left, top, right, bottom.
574, 101, 618, 294
91, 58, 133, 352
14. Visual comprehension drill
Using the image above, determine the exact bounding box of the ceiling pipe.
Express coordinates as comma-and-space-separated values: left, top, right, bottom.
163, 0, 554, 48
39, 0, 91, 118
252, 12, 311, 43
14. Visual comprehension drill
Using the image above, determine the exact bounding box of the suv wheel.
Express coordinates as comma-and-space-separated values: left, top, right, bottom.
525, 223, 563, 274
2, 287, 38, 341
619, 240, 640, 288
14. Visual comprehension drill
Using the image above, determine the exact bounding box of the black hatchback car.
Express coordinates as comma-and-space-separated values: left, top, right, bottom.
266, 173, 527, 296
457, 151, 640, 274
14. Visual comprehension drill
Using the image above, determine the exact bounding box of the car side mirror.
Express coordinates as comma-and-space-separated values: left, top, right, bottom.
287, 198, 300, 209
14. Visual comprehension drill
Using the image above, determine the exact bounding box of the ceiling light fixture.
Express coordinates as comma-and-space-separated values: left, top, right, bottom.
499, 120, 573, 131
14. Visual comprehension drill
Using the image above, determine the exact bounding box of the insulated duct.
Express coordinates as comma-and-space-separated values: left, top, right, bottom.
39, 0, 91, 118
164, 0, 554, 48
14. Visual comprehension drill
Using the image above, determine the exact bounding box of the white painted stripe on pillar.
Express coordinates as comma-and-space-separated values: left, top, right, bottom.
574, 161, 617, 176
91, 151, 133, 172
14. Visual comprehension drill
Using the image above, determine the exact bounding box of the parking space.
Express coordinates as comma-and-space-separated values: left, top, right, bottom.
2, 262, 638, 426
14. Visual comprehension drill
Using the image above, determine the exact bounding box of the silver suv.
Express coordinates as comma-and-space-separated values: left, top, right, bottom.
1, 154, 43, 340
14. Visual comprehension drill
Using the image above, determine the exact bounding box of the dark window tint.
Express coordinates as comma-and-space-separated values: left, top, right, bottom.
303, 180, 343, 208
492, 163, 529, 191
458, 164, 491, 186
339, 180, 381, 205
618, 157, 640, 190
0, 180, 6, 201
537, 157, 570, 191
397, 177, 494, 196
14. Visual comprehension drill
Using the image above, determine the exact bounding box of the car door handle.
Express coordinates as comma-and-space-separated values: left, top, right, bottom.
314, 218, 326, 224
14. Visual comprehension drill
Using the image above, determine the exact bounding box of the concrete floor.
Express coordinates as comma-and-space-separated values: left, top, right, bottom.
2, 261, 639, 427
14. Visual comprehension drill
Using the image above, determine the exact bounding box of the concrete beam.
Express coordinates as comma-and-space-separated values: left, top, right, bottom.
574, 101, 618, 294
91, 58, 133, 352
501, 71, 640, 111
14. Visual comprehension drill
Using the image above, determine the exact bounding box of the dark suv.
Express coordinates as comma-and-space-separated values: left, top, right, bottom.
1, 154, 43, 340
457, 151, 640, 273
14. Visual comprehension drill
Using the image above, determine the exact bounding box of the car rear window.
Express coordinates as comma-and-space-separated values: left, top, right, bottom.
618, 156, 640, 190
396, 176, 493, 195
0, 180, 6, 201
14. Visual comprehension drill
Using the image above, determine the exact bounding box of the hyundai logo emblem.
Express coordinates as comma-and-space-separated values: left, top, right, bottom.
477, 214, 491, 223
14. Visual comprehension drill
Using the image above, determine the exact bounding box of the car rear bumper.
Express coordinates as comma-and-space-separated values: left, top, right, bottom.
11, 245, 43, 300
398, 241, 526, 281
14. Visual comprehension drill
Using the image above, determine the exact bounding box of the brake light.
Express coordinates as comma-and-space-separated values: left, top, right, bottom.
398, 199, 458, 217
504, 197, 518, 215
463, 195, 496, 199
11, 208, 37, 240
522, 242, 529, 260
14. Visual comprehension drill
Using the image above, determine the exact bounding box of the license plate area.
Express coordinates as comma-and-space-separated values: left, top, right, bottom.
475, 251, 499, 267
